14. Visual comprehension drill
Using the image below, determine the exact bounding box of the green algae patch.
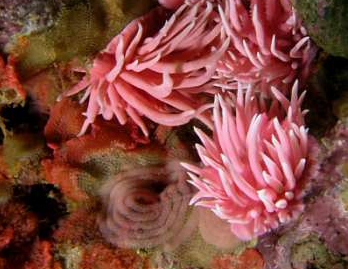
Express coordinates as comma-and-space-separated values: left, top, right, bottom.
333, 92, 348, 124
340, 184, 348, 211
10, 0, 156, 77
293, 0, 348, 58
0, 87, 24, 107
338, 168, 348, 211
3, 133, 48, 184
55, 243, 82, 269
291, 235, 347, 269
150, 229, 239, 269
0, 181, 12, 205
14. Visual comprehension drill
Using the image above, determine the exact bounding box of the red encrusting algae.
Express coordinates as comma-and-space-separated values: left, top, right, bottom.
0, 202, 38, 248
79, 243, 147, 269
210, 248, 264, 269
42, 160, 89, 202
182, 81, 318, 240
44, 98, 86, 149
52, 208, 151, 269
23, 240, 62, 269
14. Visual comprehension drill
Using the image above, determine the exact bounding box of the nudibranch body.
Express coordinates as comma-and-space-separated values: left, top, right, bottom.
182, 81, 318, 240
159, 0, 185, 9
215, 0, 317, 93
62, 1, 228, 136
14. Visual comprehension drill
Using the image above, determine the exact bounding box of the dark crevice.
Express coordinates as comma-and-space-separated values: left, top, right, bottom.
12, 184, 67, 239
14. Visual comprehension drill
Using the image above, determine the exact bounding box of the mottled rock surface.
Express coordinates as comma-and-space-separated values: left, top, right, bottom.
293, 0, 348, 58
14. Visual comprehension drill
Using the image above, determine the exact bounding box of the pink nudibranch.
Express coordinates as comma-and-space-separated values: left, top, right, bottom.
182, 81, 318, 240
62, 1, 226, 136
158, 0, 185, 9
214, 0, 317, 94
